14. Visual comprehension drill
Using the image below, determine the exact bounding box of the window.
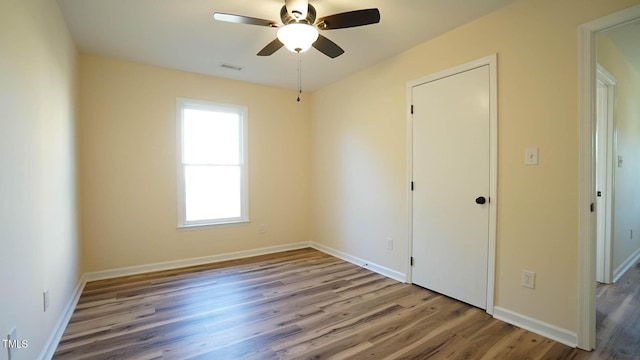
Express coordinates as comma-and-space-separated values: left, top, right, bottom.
177, 98, 248, 227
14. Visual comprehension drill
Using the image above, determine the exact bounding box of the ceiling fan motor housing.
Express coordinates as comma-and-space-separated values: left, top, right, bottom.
281, 3, 316, 25
285, 0, 308, 20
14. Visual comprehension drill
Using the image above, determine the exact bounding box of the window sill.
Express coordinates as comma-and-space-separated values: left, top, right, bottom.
177, 220, 250, 231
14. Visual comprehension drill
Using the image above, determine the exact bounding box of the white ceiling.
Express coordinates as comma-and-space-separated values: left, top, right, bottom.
56, 0, 517, 91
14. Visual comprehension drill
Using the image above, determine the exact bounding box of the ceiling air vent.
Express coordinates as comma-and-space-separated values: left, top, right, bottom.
219, 63, 243, 71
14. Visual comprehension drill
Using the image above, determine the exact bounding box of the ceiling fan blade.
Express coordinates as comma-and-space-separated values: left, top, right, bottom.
257, 38, 284, 56
316, 8, 380, 30
213, 13, 279, 27
312, 34, 344, 58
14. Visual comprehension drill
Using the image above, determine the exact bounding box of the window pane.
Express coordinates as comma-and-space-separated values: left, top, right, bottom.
184, 165, 241, 221
183, 109, 240, 165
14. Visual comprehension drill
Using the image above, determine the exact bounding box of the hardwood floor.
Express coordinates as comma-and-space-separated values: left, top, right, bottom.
53, 248, 618, 359
592, 260, 640, 359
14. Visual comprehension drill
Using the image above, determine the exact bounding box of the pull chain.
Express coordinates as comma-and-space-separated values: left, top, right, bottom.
297, 51, 302, 102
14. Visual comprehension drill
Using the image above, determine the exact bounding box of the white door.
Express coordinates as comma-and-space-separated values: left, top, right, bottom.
411, 65, 490, 309
595, 66, 615, 284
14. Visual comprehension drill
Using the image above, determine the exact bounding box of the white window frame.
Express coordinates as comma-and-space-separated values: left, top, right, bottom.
176, 97, 249, 228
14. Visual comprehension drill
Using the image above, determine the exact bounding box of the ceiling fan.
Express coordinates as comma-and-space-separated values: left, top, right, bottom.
213, 0, 381, 58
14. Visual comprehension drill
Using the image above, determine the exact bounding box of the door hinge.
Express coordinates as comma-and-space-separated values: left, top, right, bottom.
590, 203, 595, 212
410, 257, 414, 266
411, 181, 414, 191
411, 105, 414, 114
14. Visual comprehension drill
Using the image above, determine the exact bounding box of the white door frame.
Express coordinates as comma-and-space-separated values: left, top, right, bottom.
577, 4, 640, 351
595, 65, 616, 285
406, 54, 498, 315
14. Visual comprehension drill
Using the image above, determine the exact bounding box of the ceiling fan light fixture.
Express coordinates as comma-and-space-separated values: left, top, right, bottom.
277, 23, 319, 53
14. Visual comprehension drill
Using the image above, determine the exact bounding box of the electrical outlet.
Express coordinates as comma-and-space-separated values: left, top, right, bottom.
386, 237, 393, 250
43, 289, 50, 312
522, 270, 535, 289
259, 224, 266, 234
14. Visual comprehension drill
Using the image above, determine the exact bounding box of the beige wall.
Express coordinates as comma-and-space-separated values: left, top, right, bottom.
310, 0, 640, 333
5, 0, 640, 355
597, 35, 640, 274
78, 55, 311, 272
0, 0, 79, 359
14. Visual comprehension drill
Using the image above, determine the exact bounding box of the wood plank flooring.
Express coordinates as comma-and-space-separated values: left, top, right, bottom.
591, 259, 640, 359
52, 248, 633, 359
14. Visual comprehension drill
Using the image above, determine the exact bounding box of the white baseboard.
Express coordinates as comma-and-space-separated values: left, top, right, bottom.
493, 306, 577, 348
310, 242, 407, 283
86, 241, 408, 285
38, 275, 87, 360
613, 247, 640, 283
84, 242, 311, 282
77, 241, 406, 285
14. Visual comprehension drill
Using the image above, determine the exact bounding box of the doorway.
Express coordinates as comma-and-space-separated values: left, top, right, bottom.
578, 4, 640, 351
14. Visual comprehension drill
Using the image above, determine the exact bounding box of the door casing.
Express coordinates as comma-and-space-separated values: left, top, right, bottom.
406, 54, 498, 315
577, 4, 640, 351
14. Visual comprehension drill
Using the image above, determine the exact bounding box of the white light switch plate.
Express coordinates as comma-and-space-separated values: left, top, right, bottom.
525, 148, 538, 165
